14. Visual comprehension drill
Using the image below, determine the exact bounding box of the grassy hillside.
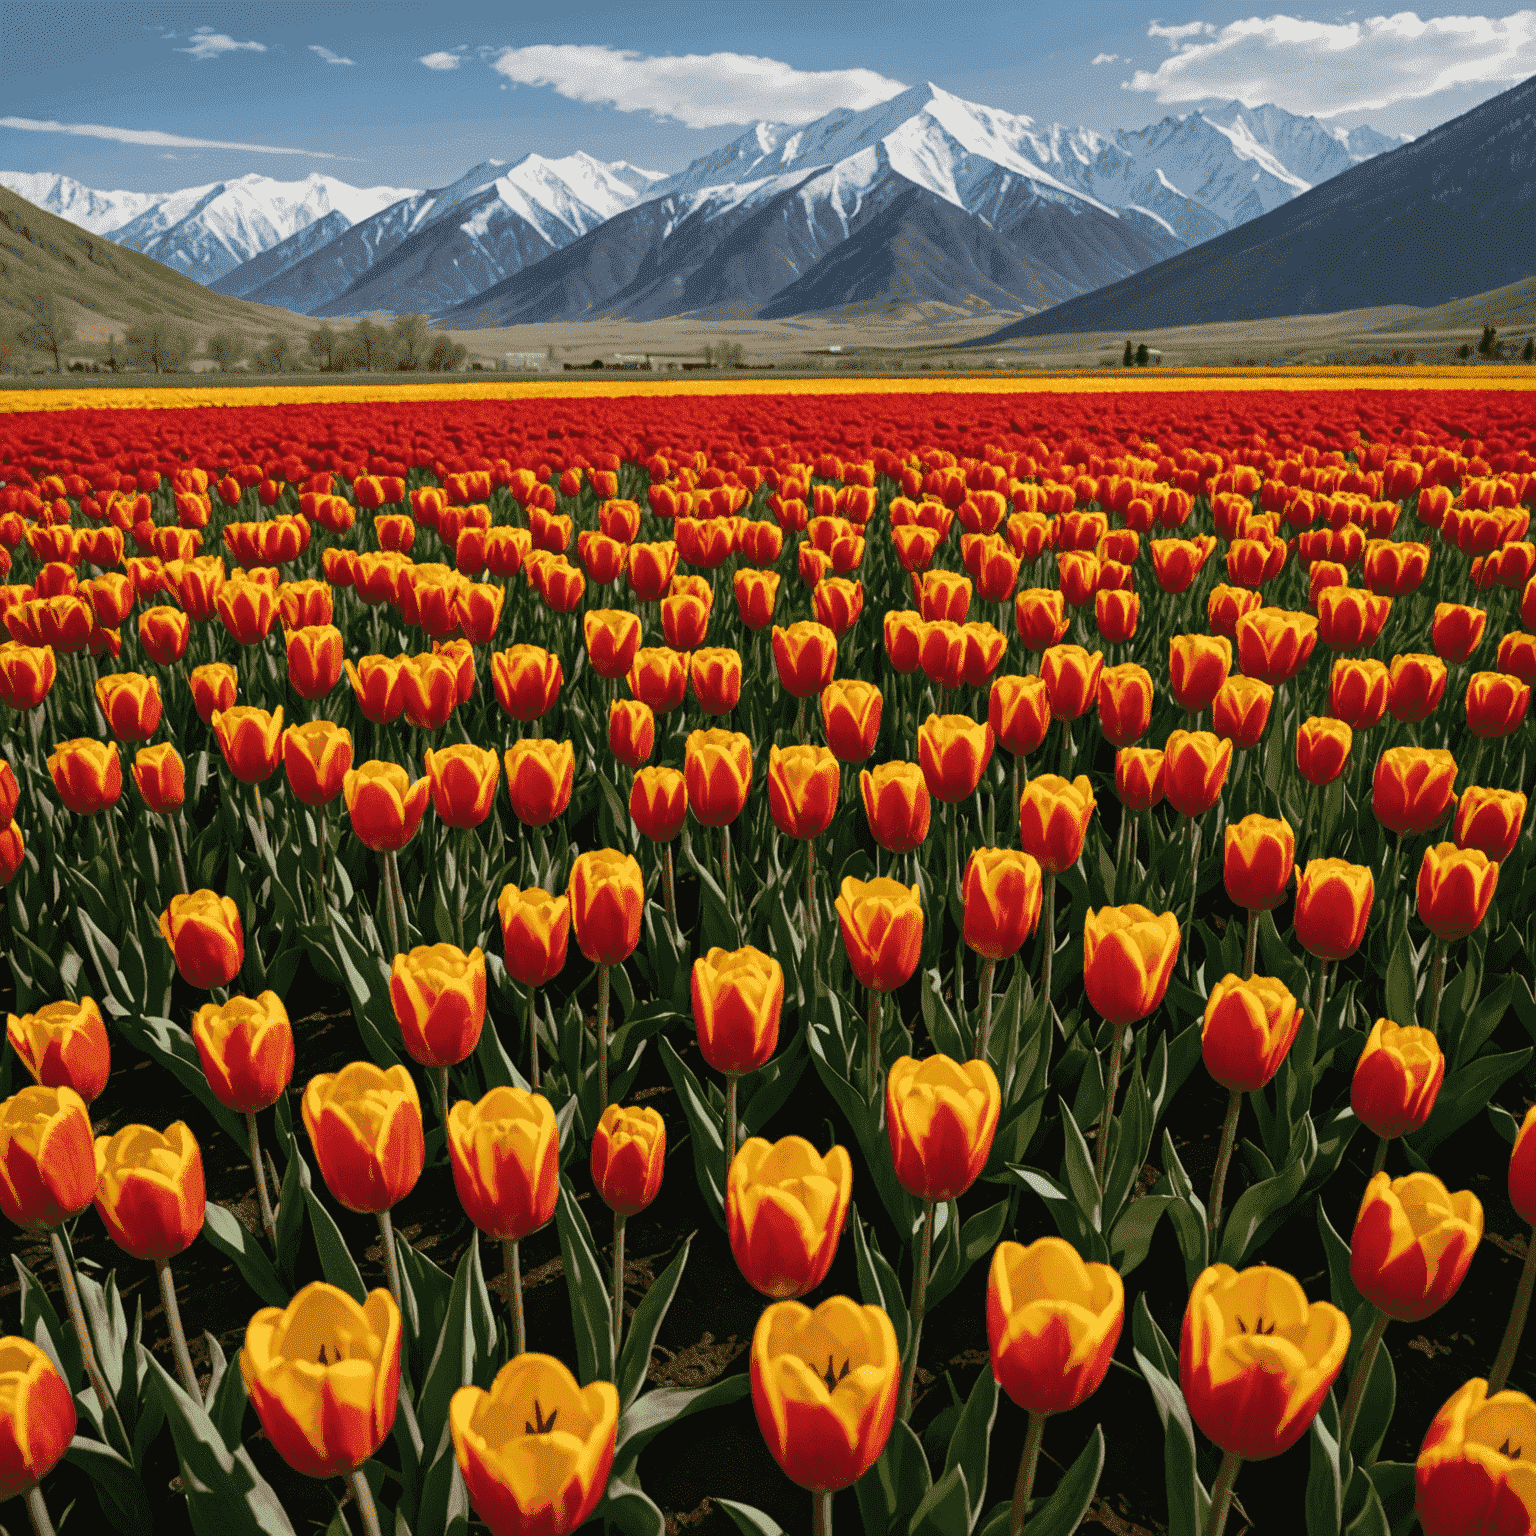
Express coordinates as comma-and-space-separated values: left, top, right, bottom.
0, 184, 308, 367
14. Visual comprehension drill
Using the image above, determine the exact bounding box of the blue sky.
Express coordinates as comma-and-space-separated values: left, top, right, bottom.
3, 1, 1531, 192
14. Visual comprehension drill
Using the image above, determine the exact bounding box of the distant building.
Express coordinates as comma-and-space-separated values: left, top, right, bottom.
505, 352, 552, 371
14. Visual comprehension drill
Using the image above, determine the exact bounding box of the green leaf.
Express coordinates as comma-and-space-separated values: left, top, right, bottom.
554, 1175, 615, 1385
1317, 1199, 1363, 1317
909, 1464, 971, 1536
856, 1415, 931, 1535
928, 1200, 1008, 1310
1007, 1166, 1109, 1266
201, 1203, 288, 1308
716, 1500, 790, 1536
601, 1475, 667, 1536
140, 1346, 298, 1536
12, 1253, 80, 1389
1347, 1306, 1396, 1465
657, 1033, 726, 1229
418, 1232, 497, 1453
1058, 1097, 1102, 1232
613, 1374, 750, 1472
395, 1235, 456, 1388
412, 1425, 471, 1536
1023, 1423, 1104, 1536
1383, 934, 1419, 1027
618, 1235, 691, 1412
1306, 1396, 1344, 1536
1217, 1148, 1307, 1266
1131, 1295, 1207, 1536
1411, 1048, 1532, 1156
206, 1346, 250, 1452
66, 1436, 154, 1536
1109, 1195, 1175, 1277
942, 1367, 998, 1532
291, 1149, 365, 1302
852, 1204, 911, 1362
921, 966, 968, 1060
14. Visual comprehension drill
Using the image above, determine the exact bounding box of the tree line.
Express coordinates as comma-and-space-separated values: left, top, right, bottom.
2, 289, 468, 375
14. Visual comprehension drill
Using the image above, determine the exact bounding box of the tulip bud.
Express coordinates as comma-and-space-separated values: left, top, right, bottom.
191, 992, 294, 1114
1296, 716, 1352, 786
6, 998, 110, 1103
1115, 747, 1165, 812
389, 944, 486, 1069
343, 761, 431, 851
0, 1337, 75, 1499
447, 1088, 559, 1242
1416, 842, 1498, 942
568, 850, 644, 965
1351, 1020, 1443, 1140
1162, 730, 1232, 818
962, 848, 1043, 961
1454, 785, 1526, 863
1292, 858, 1373, 961
303, 1062, 425, 1214
1201, 974, 1302, 1092
886, 1054, 1000, 1201
0, 1085, 97, 1231
47, 737, 122, 815
590, 1102, 666, 1218
1223, 814, 1295, 912
160, 889, 244, 989
94, 1121, 205, 1260
1386, 653, 1448, 724
859, 762, 930, 855
728, 1136, 852, 1299
835, 877, 923, 994
1083, 905, 1180, 1025
1350, 1171, 1481, 1321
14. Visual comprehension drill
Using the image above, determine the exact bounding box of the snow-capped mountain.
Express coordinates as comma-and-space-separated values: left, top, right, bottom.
229, 153, 664, 315
0, 171, 160, 235
101, 173, 417, 284
1200, 102, 1408, 187
442, 81, 1397, 326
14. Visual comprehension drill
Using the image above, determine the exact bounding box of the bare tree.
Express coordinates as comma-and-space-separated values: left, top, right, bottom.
391, 313, 432, 371
253, 332, 293, 372
306, 323, 339, 371
15, 285, 75, 373
206, 330, 247, 371
124, 321, 194, 374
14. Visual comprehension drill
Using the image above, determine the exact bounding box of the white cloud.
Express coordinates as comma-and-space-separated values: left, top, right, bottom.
309, 45, 354, 66
1148, 20, 1216, 46
487, 43, 907, 129
178, 26, 265, 61
420, 50, 462, 70
1092, 52, 1122, 63
0, 116, 341, 157
1126, 10, 1536, 116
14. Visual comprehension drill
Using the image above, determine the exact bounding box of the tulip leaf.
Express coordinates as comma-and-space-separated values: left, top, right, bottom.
1006, 1166, 1109, 1267
908, 1462, 971, 1536
1057, 1097, 1103, 1233
856, 1414, 931, 1533
418, 1232, 497, 1453
1316, 1198, 1364, 1317
12, 1253, 82, 1391
1019, 1423, 1104, 1536
657, 1033, 727, 1230
1103, 1051, 1155, 1230
272, 1137, 306, 1295
1346, 1303, 1396, 1465
612, 1372, 750, 1475
1344, 1473, 1392, 1536
206, 1338, 250, 1451
554, 1175, 616, 1386
1409, 1046, 1532, 1157
202, 1202, 289, 1308
740, 1023, 808, 1136
1305, 1394, 1344, 1536
66, 1435, 155, 1536
852, 1203, 911, 1362
1109, 1194, 1176, 1277
413, 1422, 470, 1536
942, 1366, 998, 1532
322, 907, 404, 1070
140, 1345, 298, 1536
1361, 1460, 1416, 1536
716, 1500, 790, 1536
1383, 933, 1421, 1029
921, 966, 968, 1061
928, 1200, 1008, 1311
618, 1234, 691, 1412
292, 1151, 366, 1302
1131, 1294, 1208, 1536
114, 1013, 248, 1155
394, 1235, 455, 1387
600, 1474, 667, 1536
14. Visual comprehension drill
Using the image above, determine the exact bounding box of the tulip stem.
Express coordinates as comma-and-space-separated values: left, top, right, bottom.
1012, 755, 1023, 849
164, 811, 189, 895
1370, 1136, 1389, 1177
662, 845, 678, 939
246, 1110, 278, 1249
26, 1486, 56, 1536
724, 1074, 738, 1197
1425, 939, 1448, 1036
1039, 874, 1056, 1027
812, 1490, 833, 1536
721, 823, 734, 907
156, 1257, 201, 1403
251, 781, 267, 846
796, 693, 807, 746
375, 1207, 402, 1311
975, 958, 997, 1064
503, 1238, 526, 1354
1207, 1090, 1243, 1246
1241, 908, 1259, 980
597, 963, 611, 1109
611, 1212, 627, 1363
1338, 1307, 1389, 1456
381, 851, 403, 957
1093, 1021, 1125, 1195
1183, 821, 1202, 976
527, 984, 541, 1089
48, 1231, 123, 1437
315, 803, 328, 915
438, 1065, 452, 1128
1009, 1409, 1046, 1533
865, 987, 883, 1102
804, 838, 817, 948
1313, 956, 1329, 1034
898, 1198, 936, 1419
101, 807, 130, 907
349, 1468, 384, 1536
1490, 1224, 1536, 1393
1206, 1451, 1243, 1536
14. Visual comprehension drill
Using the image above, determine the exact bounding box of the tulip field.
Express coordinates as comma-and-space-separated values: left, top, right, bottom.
4, 375, 1536, 1536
